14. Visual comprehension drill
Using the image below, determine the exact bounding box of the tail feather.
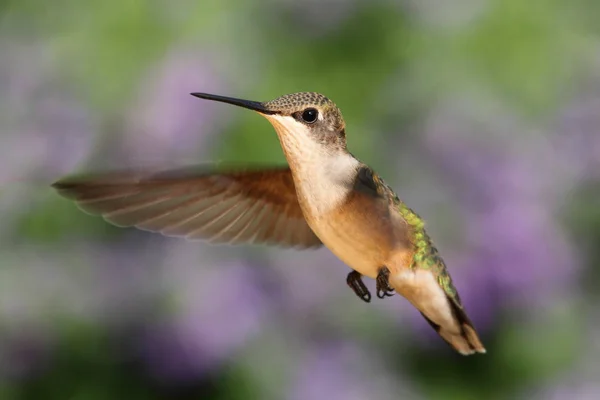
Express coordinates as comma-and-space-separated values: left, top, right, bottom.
388, 262, 486, 356
420, 297, 486, 356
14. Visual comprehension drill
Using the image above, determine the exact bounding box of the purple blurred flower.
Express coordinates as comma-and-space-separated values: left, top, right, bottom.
0, 239, 165, 326
0, 332, 53, 382
403, 0, 490, 30
429, 140, 577, 296
267, 249, 351, 313
138, 242, 269, 383
0, 42, 96, 234
277, 0, 359, 37
0, 238, 171, 382
0, 236, 270, 383
530, 381, 600, 400
119, 48, 227, 166
553, 86, 600, 182
0, 42, 95, 181
288, 340, 416, 400
403, 98, 580, 342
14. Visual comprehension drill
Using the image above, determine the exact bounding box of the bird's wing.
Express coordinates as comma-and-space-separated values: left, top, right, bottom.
52, 165, 322, 249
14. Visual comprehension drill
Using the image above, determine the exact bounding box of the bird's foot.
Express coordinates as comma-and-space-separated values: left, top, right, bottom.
376, 267, 395, 299
346, 270, 371, 303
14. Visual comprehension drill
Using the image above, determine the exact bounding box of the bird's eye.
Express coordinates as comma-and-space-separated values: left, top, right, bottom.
301, 108, 318, 123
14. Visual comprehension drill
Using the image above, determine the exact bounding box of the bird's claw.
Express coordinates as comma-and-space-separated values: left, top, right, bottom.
376, 267, 395, 299
346, 270, 371, 303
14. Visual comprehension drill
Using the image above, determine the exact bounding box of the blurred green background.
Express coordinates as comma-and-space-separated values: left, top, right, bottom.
1, 0, 600, 399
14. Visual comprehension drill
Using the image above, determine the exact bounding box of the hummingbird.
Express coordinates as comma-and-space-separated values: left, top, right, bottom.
52, 92, 486, 355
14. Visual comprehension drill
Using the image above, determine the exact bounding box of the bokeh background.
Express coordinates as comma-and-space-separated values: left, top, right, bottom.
1, 0, 600, 399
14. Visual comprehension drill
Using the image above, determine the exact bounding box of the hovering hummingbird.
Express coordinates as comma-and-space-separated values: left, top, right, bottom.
52, 92, 486, 355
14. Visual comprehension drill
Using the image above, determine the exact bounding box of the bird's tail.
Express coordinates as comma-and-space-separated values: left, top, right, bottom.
419, 296, 486, 356
388, 267, 486, 356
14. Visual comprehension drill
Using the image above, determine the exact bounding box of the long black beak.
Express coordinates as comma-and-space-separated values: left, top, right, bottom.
190, 93, 278, 115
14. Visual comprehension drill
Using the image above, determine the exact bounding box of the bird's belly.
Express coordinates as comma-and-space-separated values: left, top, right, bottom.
310, 219, 389, 279
293, 177, 409, 279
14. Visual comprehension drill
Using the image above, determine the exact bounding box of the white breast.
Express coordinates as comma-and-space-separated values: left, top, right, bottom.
294, 152, 359, 217
267, 115, 359, 218
265, 114, 386, 277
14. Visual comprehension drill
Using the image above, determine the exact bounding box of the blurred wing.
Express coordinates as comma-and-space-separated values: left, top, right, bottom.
52, 165, 322, 249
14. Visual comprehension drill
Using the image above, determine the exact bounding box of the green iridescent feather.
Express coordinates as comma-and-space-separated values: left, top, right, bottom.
371, 169, 462, 304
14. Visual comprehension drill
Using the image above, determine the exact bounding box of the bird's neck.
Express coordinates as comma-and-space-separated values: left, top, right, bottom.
267, 116, 360, 217
284, 144, 360, 218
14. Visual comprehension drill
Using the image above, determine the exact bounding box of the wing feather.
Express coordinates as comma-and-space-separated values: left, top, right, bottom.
52, 165, 322, 249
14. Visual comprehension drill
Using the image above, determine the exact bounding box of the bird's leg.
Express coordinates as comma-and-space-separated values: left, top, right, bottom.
346, 270, 371, 303
376, 267, 395, 299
